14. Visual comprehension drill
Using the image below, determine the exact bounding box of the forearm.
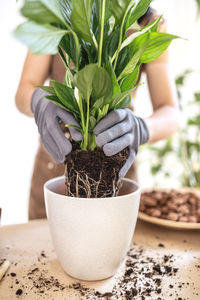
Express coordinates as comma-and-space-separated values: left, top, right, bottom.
144, 105, 179, 143
15, 84, 35, 117
15, 51, 51, 117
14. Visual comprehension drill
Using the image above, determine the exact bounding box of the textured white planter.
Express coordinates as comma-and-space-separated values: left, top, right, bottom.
44, 176, 141, 281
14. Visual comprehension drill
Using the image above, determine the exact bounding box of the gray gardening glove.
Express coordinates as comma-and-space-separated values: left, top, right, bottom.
93, 108, 149, 178
31, 88, 82, 164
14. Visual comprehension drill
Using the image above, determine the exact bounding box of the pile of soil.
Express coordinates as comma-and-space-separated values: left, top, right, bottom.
65, 144, 129, 198
140, 189, 200, 222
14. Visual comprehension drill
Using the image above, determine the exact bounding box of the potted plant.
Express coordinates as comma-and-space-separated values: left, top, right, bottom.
15, 0, 179, 280
15, 0, 178, 198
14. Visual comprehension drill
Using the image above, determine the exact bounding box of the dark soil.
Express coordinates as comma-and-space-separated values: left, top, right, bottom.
9, 245, 197, 299
64, 143, 129, 198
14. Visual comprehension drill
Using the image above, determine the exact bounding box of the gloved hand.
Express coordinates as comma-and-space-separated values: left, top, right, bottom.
93, 108, 149, 178
31, 88, 82, 164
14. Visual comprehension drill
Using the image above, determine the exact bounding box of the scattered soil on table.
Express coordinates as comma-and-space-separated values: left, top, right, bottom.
140, 189, 200, 223
9, 245, 198, 299
64, 143, 129, 198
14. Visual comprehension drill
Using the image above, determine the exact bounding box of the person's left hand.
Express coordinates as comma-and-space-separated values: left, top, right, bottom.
93, 108, 149, 178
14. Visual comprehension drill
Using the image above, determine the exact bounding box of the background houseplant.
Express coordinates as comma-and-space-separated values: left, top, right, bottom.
14, 0, 178, 197
139, 70, 200, 188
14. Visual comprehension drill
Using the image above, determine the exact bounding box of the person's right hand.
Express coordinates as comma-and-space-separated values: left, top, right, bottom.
31, 88, 82, 164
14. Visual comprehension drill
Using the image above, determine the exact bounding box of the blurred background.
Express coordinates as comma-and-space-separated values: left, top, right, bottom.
0, 0, 200, 225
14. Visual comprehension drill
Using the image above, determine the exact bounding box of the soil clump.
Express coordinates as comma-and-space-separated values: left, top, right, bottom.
65, 144, 129, 198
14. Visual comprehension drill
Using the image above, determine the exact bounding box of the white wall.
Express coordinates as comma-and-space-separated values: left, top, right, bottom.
0, 1, 38, 225
0, 0, 200, 225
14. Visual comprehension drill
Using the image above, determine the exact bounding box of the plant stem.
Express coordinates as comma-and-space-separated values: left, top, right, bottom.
113, 2, 134, 71
63, 23, 80, 71
82, 94, 90, 150
78, 91, 85, 131
98, 0, 106, 67
88, 133, 97, 150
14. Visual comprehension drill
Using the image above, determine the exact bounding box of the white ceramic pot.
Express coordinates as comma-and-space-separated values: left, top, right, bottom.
44, 176, 141, 281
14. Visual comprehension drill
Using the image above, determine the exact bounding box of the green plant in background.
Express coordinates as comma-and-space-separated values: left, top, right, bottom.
196, 0, 200, 13
14, 0, 178, 150
144, 70, 200, 188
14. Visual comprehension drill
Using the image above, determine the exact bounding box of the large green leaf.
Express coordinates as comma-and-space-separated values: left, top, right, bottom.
52, 80, 80, 113
71, 0, 96, 46
74, 64, 98, 100
14, 21, 68, 54
131, 32, 179, 63
126, 0, 152, 29
60, 0, 72, 25
94, 0, 112, 25
74, 64, 112, 103
118, 39, 147, 80
109, 0, 135, 24
121, 16, 161, 51
21, 0, 66, 25
92, 67, 112, 103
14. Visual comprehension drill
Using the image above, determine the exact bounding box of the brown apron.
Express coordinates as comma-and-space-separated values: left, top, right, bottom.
28, 10, 166, 220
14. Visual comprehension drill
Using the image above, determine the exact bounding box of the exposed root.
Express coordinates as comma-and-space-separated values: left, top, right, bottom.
64, 145, 129, 198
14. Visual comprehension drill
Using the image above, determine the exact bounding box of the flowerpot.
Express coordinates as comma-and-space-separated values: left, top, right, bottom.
44, 176, 141, 281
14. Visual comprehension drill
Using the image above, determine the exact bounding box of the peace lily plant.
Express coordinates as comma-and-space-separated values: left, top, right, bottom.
15, 0, 178, 151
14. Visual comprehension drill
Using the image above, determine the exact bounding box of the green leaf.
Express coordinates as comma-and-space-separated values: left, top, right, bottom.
120, 64, 140, 91
131, 32, 179, 63
14, 21, 68, 54
109, 0, 135, 24
121, 16, 162, 51
114, 94, 131, 109
188, 116, 200, 126
105, 59, 121, 97
126, 0, 152, 29
118, 39, 147, 80
60, 0, 72, 25
38, 85, 57, 95
115, 46, 130, 78
92, 67, 112, 103
92, 97, 104, 109
89, 116, 97, 129
52, 80, 80, 113
65, 124, 83, 133
103, 29, 120, 63
110, 88, 134, 109
97, 104, 109, 122
71, 0, 96, 46
21, 0, 66, 25
74, 64, 98, 100
94, 0, 112, 25
60, 33, 77, 64
194, 93, 200, 102
45, 95, 70, 111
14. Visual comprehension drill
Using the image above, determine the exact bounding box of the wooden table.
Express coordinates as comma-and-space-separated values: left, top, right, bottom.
0, 219, 199, 299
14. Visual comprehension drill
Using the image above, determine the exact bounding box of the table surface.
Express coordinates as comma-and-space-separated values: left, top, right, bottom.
0, 219, 199, 300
